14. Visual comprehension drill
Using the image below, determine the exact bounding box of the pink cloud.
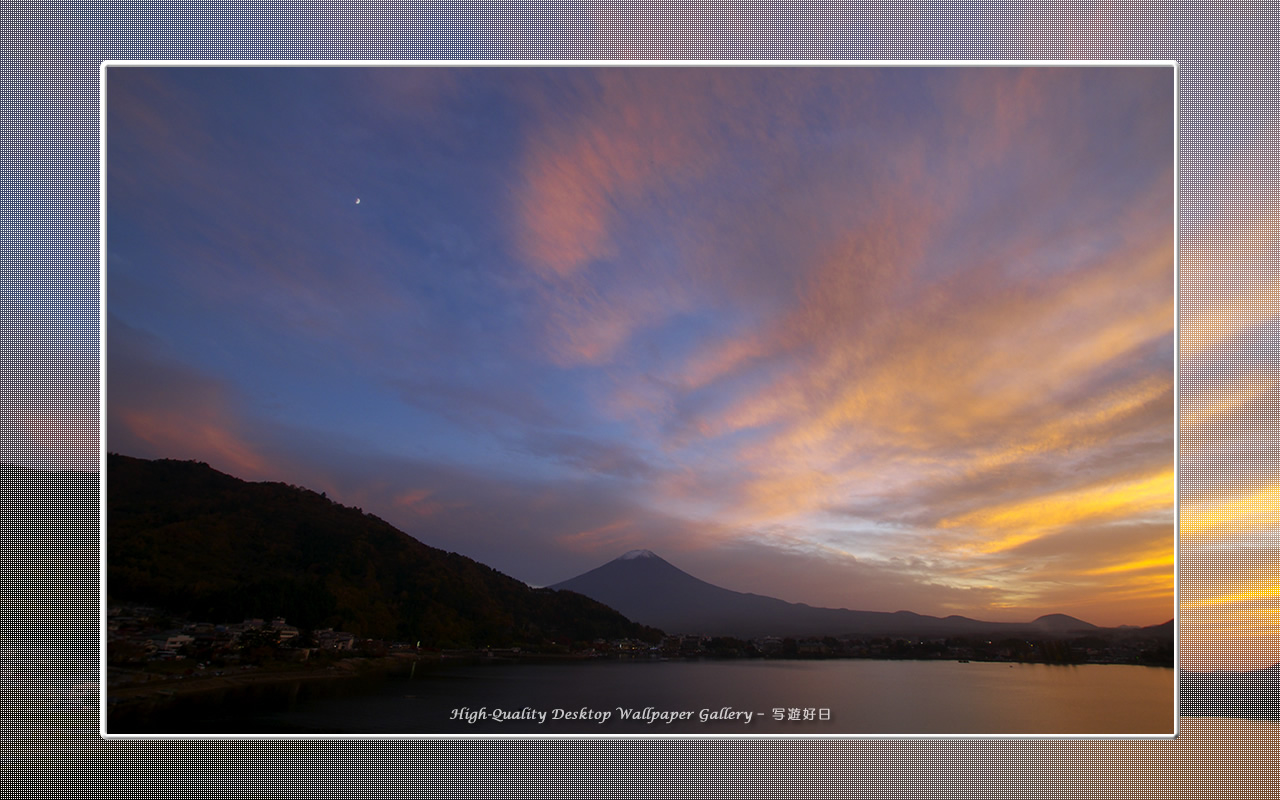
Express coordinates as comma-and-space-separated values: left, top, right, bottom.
107, 317, 276, 481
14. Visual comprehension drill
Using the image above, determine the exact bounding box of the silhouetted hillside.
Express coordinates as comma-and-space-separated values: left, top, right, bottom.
107, 454, 661, 647
1143, 619, 1175, 636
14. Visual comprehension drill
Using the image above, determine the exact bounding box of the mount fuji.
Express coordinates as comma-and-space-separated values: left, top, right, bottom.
550, 550, 1103, 639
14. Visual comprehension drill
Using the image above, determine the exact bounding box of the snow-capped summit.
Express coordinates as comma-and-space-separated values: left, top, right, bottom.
617, 549, 659, 560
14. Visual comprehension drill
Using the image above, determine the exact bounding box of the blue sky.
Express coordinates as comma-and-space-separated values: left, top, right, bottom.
106, 66, 1175, 628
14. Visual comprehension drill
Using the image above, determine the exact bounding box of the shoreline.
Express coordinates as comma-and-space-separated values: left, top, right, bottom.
107, 653, 428, 705
107, 652, 1173, 709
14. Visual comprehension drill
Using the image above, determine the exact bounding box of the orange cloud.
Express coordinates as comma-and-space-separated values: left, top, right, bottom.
737, 468, 836, 522
1080, 550, 1175, 577
1183, 370, 1279, 428
699, 225, 1173, 525
1183, 583, 1280, 610
511, 69, 881, 368
1181, 121, 1280, 360
1181, 484, 1280, 541
940, 468, 1174, 552
1181, 590, 1280, 670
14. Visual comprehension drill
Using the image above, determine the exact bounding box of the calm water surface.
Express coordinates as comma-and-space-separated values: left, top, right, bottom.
110, 658, 1175, 735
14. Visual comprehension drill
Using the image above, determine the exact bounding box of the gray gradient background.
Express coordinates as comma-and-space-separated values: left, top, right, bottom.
2, 3, 1276, 799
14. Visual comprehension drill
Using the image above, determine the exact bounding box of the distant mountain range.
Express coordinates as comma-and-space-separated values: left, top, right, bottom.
552, 549, 1170, 640
107, 454, 661, 647
102, 455, 1172, 648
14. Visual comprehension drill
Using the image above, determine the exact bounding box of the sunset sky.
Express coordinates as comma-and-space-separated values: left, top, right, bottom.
105, 66, 1176, 628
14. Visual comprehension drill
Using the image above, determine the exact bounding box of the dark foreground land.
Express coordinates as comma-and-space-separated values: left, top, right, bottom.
107, 631, 1173, 722
108, 653, 424, 704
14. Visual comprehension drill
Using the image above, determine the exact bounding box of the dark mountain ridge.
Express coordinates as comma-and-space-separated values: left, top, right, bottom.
107, 454, 660, 647
552, 550, 1160, 640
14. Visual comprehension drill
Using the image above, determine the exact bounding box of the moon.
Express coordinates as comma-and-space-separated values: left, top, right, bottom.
355, 197, 361, 205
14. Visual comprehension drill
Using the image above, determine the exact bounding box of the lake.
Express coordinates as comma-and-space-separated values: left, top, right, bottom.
108, 658, 1176, 735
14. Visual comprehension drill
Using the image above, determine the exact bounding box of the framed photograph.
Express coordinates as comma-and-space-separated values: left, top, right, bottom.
102, 63, 1176, 739
2, 9, 1275, 799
